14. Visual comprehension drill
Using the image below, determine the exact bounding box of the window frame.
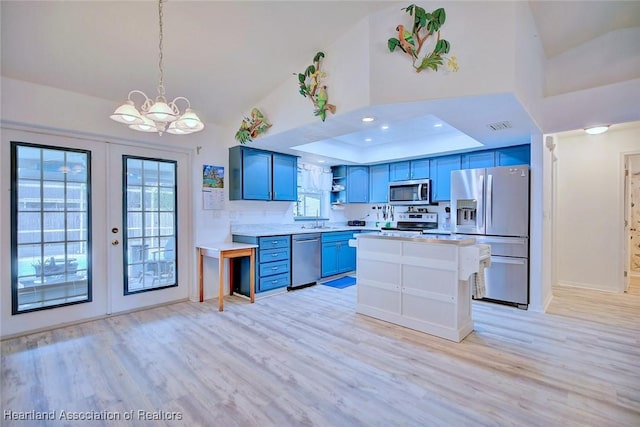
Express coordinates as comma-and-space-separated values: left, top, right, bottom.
122, 155, 179, 295
10, 141, 93, 315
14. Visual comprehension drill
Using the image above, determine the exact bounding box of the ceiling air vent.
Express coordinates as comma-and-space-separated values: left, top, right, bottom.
487, 121, 513, 131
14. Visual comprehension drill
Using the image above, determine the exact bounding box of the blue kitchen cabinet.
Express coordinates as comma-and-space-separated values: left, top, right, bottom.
410, 158, 430, 179
369, 163, 389, 203
462, 151, 495, 169
330, 165, 368, 204
229, 146, 297, 201
242, 149, 272, 200
431, 154, 461, 202
389, 159, 430, 181
272, 153, 297, 201
389, 161, 410, 181
321, 231, 358, 277
231, 234, 291, 295
346, 166, 369, 203
496, 145, 530, 166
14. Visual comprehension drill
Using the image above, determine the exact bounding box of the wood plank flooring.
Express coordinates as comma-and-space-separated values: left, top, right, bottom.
2, 282, 639, 426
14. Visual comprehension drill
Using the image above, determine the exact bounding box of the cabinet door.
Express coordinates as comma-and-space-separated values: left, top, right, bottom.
337, 241, 357, 273
242, 149, 272, 200
432, 155, 461, 202
462, 151, 495, 169
410, 158, 430, 179
369, 163, 389, 203
272, 153, 297, 201
321, 241, 339, 277
496, 145, 530, 166
346, 166, 369, 203
389, 161, 410, 181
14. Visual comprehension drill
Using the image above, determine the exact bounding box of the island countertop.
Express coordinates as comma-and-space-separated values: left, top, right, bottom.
355, 231, 476, 246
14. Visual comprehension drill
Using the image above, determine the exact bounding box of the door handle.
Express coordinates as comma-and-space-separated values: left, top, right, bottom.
111, 240, 120, 246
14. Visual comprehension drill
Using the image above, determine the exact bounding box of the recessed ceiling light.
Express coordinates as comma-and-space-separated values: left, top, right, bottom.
381, 125, 389, 130
317, 159, 325, 163
365, 138, 372, 142
362, 116, 375, 123
434, 123, 443, 128
584, 125, 609, 135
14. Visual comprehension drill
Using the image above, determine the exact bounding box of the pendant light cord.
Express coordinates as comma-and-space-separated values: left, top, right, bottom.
157, 0, 165, 100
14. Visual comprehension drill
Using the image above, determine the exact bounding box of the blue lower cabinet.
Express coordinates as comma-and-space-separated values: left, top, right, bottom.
321, 231, 359, 277
232, 234, 291, 295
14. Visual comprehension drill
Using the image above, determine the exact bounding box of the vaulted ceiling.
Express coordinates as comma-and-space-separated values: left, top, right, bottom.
2, 1, 639, 164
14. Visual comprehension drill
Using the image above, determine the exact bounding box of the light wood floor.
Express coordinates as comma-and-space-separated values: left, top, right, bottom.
2, 282, 639, 427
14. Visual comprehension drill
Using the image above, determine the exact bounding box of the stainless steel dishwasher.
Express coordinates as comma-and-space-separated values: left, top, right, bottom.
290, 233, 321, 289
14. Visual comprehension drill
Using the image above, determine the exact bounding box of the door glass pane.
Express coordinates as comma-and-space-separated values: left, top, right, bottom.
124, 157, 177, 293
11, 143, 91, 314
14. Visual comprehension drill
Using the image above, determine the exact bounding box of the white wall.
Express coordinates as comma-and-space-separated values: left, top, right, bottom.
555, 122, 640, 292
368, 1, 517, 105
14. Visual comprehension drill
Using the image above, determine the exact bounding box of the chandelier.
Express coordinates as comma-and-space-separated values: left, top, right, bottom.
110, 0, 204, 135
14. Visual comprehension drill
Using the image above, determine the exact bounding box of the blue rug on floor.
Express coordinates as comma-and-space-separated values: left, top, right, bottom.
321, 276, 356, 289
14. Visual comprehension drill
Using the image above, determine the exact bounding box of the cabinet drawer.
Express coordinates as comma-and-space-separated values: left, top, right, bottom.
260, 247, 290, 263
259, 236, 290, 249
259, 272, 290, 291
321, 231, 357, 243
260, 260, 290, 277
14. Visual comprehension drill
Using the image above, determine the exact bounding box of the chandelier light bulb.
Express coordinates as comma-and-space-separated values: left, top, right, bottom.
129, 115, 158, 133
109, 0, 203, 136
109, 100, 143, 125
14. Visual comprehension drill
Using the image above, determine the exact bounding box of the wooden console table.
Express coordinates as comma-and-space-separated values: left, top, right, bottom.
197, 243, 258, 311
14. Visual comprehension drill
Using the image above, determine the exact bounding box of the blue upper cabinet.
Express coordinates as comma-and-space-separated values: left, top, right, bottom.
229, 146, 297, 201
431, 155, 461, 202
346, 166, 369, 203
496, 145, 530, 166
410, 158, 430, 179
389, 161, 410, 181
462, 151, 495, 169
389, 159, 430, 181
369, 163, 389, 203
242, 149, 272, 200
272, 153, 297, 201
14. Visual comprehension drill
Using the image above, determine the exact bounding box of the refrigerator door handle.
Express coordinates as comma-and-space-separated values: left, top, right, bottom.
478, 174, 485, 231
491, 256, 527, 265
486, 174, 493, 229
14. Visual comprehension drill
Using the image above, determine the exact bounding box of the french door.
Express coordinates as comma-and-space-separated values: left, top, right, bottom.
107, 143, 190, 314
2, 128, 191, 336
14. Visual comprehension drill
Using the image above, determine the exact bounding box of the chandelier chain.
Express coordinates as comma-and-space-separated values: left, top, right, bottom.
157, 0, 165, 99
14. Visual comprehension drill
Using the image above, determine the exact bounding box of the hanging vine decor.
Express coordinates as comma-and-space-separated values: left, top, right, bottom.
295, 51, 336, 122
234, 108, 272, 144
388, 5, 458, 73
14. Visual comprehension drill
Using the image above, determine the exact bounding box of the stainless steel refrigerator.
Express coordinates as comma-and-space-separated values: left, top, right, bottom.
451, 165, 530, 308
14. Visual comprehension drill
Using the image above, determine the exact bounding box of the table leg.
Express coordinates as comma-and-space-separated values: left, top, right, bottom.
198, 248, 204, 303
249, 248, 255, 304
229, 258, 235, 296
218, 254, 225, 312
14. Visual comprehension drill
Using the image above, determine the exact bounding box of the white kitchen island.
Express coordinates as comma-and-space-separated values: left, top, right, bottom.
354, 232, 490, 342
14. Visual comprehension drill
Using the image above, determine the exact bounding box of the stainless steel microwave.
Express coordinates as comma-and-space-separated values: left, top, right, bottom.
389, 179, 431, 205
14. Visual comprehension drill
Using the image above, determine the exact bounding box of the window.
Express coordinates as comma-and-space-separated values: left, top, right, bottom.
11, 142, 91, 314
296, 191, 323, 218
294, 164, 330, 220
123, 157, 177, 294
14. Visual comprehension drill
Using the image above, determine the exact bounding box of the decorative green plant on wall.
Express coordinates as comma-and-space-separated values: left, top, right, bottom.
388, 5, 458, 73
235, 108, 272, 144
295, 51, 336, 121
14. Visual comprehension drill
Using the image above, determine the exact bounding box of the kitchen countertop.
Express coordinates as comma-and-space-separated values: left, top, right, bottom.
231, 224, 380, 237
356, 231, 476, 246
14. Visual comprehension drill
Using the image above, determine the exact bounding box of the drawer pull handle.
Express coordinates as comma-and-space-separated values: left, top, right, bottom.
272, 280, 279, 284
272, 241, 278, 245
271, 267, 279, 270
271, 253, 279, 257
